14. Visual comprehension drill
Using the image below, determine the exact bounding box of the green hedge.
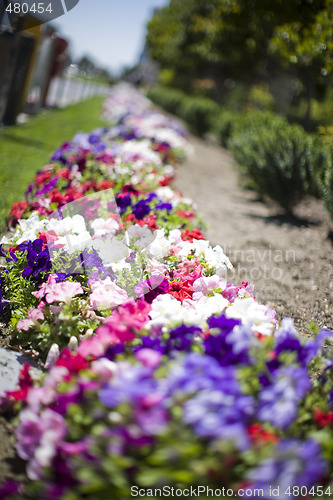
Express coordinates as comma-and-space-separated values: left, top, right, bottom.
229, 111, 326, 214
212, 110, 242, 147
316, 143, 333, 219
147, 87, 332, 218
147, 87, 184, 116
147, 87, 218, 137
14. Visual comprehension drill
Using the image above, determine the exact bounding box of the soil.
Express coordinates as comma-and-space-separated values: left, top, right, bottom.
174, 135, 333, 335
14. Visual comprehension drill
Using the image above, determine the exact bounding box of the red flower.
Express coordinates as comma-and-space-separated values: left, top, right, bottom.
177, 210, 194, 219
50, 189, 66, 205
181, 228, 205, 242
248, 423, 279, 445
6, 364, 33, 402
314, 408, 333, 428
169, 280, 194, 302
97, 180, 115, 190
81, 180, 97, 193
56, 348, 88, 373
159, 176, 171, 186
57, 168, 70, 179
9, 201, 28, 219
35, 171, 53, 187
125, 213, 136, 222
137, 214, 158, 230
9, 246, 19, 253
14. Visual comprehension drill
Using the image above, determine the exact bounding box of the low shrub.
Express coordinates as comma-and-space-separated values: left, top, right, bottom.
147, 87, 219, 137
229, 111, 326, 214
212, 109, 242, 147
316, 143, 333, 219
147, 87, 184, 116
180, 95, 219, 136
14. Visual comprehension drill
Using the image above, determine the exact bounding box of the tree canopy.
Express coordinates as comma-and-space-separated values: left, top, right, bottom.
146, 0, 333, 109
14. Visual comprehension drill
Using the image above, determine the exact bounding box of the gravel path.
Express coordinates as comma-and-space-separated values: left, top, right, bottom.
174, 135, 333, 334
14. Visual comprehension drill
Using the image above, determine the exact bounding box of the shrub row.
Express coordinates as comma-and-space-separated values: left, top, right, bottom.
148, 86, 333, 217
147, 86, 219, 137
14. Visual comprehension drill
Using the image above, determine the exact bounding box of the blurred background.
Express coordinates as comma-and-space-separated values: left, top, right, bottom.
0, 0, 167, 125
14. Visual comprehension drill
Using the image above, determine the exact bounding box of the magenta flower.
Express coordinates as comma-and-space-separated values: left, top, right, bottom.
16, 408, 67, 480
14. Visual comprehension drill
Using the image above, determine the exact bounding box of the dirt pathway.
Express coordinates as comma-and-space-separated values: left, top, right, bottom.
174, 135, 333, 335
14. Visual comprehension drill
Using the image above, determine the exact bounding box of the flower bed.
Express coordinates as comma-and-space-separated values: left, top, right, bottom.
0, 84, 333, 499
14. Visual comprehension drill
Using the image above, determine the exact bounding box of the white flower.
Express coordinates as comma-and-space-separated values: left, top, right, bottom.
126, 224, 155, 250
91, 217, 119, 237
204, 245, 233, 274
225, 297, 275, 336
90, 236, 129, 266
146, 229, 171, 259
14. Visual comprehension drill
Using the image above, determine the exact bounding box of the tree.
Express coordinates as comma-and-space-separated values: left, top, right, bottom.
146, 0, 331, 114
269, 0, 333, 127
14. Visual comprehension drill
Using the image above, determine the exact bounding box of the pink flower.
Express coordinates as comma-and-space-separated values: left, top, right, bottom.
91, 358, 118, 384
78, 299, 151, 357
135, 348, 162, 369
17, 302, 45, 331
173, 258, 203, 284
33, 274, 57, 300
192, 275, 227, 300
89, 277, 128, 310
45, 281, 84, 305
222, 281, 255, 303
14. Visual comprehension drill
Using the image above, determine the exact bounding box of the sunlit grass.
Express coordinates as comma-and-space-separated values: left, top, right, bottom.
0, 96, 108, 233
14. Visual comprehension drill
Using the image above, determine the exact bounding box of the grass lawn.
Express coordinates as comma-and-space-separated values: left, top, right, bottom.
0, 96, 108, 233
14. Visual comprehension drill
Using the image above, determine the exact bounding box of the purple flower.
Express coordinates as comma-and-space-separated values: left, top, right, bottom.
116, 193, 132, 213
88, 133, 101, 144
155, 202, 172, 211
99, 365, 158, 408
274, 318, 314, 366
0, 290, 9, 315
35, 177, 58, 197
99, 364, 167, 436
166, 353, 239, 396
183, 389, 254, 450
18, 239, 52, 280
164, 324, 201, 354
258, 366, 312, 430
132, 199, 151, 220
247, 439, 328, 499
205, 314, 251, 366
135, 276, 169, 303
0, 479, 21, 499
16, 408, 67, 480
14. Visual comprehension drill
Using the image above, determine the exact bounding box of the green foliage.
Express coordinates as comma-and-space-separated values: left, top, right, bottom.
246, 84, 276, 112
212, 109, 242, 147
147, 87, 185, 116
180, 96, 219, 136
147, 86, 218, 136
146, 0, 333, 125
316, 142, 333, 219
269, 0, 333, 79
229, 111, 327, 213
